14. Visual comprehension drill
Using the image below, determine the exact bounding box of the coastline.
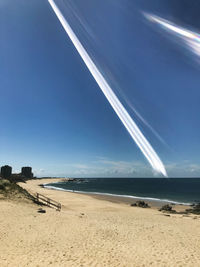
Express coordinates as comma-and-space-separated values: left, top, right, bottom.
42, 178, 190, 210
19, 178, 193, 213
0, 178, 199, 266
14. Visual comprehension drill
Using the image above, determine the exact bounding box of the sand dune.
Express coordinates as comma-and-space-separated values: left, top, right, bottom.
0, 178, 199, 266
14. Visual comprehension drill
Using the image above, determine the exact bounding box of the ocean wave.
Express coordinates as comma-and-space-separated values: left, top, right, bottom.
43, 184, 192, 206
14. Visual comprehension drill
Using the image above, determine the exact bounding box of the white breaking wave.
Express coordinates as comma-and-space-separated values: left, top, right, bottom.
44, 184, 191, 205
48, 0, 167, 177
144, 13, 200, 58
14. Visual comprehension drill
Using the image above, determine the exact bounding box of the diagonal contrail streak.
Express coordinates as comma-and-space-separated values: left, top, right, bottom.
144, 13, 200, 58
48, 0, 167, 177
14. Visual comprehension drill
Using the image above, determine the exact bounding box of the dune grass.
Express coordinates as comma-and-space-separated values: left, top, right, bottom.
0, 179, 34, 201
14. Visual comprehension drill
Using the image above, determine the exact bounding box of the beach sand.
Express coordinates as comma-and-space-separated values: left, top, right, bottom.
0, 178, 200, 266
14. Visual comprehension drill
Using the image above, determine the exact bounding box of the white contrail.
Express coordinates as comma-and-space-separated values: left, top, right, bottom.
144, 13, 200, 58
48, 0, 167, 177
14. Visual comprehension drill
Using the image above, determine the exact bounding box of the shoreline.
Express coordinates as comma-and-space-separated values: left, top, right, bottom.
43, 185, 191, 206
41, 178, 190, 210
18, 178, 189, 213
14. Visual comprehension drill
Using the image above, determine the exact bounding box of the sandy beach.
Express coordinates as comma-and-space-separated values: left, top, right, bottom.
0, 178, 199, 266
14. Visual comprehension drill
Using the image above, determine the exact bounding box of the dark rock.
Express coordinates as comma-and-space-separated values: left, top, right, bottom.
136, 201, 150, 208
159, 204, 177, 213
186, 203, 200, 215
130, 201, 150, 208
159, 204, 172, 212
130, 203, 137, 207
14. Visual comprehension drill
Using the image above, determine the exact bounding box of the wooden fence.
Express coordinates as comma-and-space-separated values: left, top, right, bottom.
36, 193, 61, 211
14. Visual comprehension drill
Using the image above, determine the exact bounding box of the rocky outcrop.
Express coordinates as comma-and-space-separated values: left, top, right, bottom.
131, 200, 150, 208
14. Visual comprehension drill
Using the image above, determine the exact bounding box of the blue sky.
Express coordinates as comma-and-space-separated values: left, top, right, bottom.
1, 0, 200, 177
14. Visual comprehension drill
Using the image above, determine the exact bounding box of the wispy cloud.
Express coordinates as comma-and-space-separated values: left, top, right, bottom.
166, 162, 200, 177
29, 158, 200, 178
70, 164, 91, 169
61, 158, 152, 177
34, 169, 45, 176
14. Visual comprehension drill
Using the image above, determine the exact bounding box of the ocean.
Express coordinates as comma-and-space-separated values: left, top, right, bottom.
45, 178, 200, 205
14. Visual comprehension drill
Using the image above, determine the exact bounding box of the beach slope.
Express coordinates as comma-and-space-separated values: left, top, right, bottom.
0, 178, 199, 266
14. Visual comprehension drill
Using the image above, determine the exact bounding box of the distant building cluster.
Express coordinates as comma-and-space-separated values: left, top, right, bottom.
0, 165, 33, 179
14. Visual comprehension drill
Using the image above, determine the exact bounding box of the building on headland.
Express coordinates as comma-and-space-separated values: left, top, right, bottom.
21, 167, 33, 178
1, 165, 12, 178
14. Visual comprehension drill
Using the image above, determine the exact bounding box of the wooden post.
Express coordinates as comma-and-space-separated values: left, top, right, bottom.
47, 198, 50, 207
35, 193, 61, 211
